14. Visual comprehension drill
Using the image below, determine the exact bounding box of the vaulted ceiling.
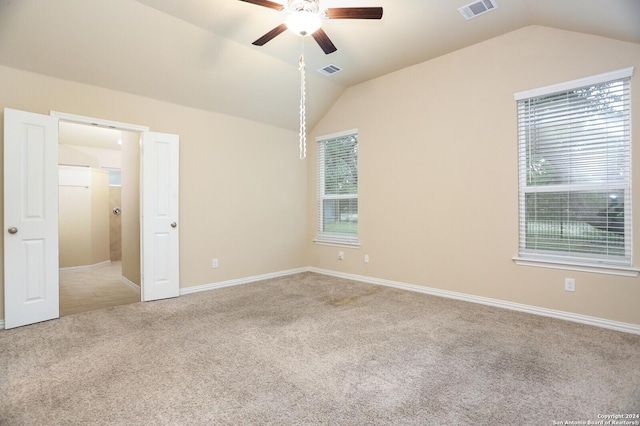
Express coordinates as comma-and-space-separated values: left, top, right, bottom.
0, 0, 639, 131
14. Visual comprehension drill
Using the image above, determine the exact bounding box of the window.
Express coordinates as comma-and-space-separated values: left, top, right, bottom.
515, 68, 633, 271
104, 168, 121, 186
316, 130, 358, 245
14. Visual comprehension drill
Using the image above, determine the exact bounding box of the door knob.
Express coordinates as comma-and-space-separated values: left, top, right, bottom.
8, 226, 18, 234
171, 222, 177, 228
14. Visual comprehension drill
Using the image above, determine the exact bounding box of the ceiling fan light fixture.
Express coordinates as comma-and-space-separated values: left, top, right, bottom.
285, 11, 321, 36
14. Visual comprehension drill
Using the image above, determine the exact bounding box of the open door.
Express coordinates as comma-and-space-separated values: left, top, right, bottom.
141, 131, 180, 301
4, 108, 60, 329
3, 110, 180, 326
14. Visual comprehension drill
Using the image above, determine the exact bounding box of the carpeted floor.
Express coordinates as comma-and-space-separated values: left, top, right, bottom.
59, 261, 140, 316
1, 272, 639, 425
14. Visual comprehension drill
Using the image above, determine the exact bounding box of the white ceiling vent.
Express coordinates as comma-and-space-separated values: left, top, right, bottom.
458, 0, 498, 20
318, 64, 343, 76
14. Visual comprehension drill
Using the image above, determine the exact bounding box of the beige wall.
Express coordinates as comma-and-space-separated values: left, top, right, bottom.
120, 131, 140, 285
308, 26, 640, 326
109, 186, 122, 262
90, 168, 110, 266
3, 25, 638, 328
57, 166, 110, 268
58, 166, 92, 268
59, 145, 101, 168
0, 65, 307, 320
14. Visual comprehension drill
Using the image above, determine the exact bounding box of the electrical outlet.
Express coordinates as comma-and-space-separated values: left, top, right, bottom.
338, 251, 344, 260
212, 258, 219, 268
564, 278, 575, 292
364, 254, 370, 263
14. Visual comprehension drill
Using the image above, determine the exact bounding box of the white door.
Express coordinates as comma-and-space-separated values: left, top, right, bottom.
4, 108, 60, 329
141, 131, 180, 301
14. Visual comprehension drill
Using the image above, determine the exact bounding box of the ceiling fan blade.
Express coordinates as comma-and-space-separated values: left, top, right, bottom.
325, 7, 383, 19
312, 28, 337, 54
252, 24, 288, 46
238, 0, 284, 11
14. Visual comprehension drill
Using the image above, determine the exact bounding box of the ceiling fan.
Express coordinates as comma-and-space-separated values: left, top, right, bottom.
239, 0, 383, 54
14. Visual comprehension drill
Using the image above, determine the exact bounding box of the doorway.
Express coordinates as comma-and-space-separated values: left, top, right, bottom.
58, 122, 141, 316
4, 108, 180, 329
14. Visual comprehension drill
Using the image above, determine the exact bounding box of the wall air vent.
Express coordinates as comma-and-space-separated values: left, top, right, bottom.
318, 64, 343, 76
458, 0, 498, 20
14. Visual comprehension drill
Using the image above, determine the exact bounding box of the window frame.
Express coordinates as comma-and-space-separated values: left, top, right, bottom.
315, 129, 359, 247
513, 67, 639, 277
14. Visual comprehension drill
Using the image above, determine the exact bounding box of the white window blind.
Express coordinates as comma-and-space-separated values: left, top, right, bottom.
516, 69, 633, 266
316, 130, 358, 245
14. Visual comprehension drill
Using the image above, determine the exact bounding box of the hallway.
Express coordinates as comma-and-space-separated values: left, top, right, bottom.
59, 261, 140, 316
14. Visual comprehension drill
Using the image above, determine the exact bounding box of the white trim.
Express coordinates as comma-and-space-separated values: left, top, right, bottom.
514, 67, 634, 100
513, 257, 639, 277
315, 128, 358, 142
51, 111, 150, 132
316, 129, 359, 245
179, 268, 307, 295
1, 268, 305, 327
121, 276, 141, 293
313, 240, 361, 248
522, 183, 630, 194
308, 267, 640, 335
59, 260, 112, 273
5, 266, 637, 334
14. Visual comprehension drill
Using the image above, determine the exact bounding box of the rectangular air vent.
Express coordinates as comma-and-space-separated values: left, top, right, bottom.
318, 64, 343, 76
458, 0, 498, 20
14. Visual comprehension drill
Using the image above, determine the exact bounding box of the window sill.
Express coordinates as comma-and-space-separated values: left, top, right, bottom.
512, 257, 639, 277
314, 239, 360, 249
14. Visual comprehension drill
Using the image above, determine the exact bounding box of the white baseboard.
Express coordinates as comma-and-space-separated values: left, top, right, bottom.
121, 276, 141, 293
4, 266, 637, 335
308, 267, 640, 335
59, 260, 111, 272
180, 267, 308, 295
2, 268, 305, 328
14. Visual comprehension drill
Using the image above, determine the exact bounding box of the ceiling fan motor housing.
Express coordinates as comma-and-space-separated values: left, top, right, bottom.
243, 0, 382, 54
288, 0, 319, 13
286, 0, 321, 36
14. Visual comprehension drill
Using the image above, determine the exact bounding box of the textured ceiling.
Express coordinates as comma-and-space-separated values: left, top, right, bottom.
0, 0, 639, 130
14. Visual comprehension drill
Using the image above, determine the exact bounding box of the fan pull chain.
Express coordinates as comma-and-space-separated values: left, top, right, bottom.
299, 54, 307, 160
